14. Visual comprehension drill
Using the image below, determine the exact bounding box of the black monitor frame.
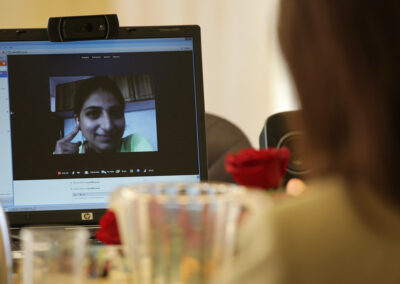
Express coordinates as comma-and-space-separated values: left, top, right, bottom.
0, 25, 208, 227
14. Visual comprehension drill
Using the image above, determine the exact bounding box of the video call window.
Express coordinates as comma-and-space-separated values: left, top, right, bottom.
50, 75, 158, 155
8, 50, 199, 181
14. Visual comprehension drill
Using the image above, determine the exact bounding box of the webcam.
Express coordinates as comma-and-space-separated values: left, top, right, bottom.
47, 14, 119, 42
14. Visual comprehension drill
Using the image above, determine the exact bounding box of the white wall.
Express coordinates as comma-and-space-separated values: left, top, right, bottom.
124, 109, 158, 150
1, 0, 299, 147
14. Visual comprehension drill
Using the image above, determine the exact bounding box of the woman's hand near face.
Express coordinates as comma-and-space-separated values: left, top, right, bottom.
54, 124, 82, 154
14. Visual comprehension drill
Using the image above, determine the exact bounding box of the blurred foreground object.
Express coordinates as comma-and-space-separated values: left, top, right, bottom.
96, 210, 121, 245
86, 245, 130, 282
286, 178, 307, 197
0, 203, 12, 284
225, 0, 400, 282
21, 227, 89, 284
109, 182, 271, 284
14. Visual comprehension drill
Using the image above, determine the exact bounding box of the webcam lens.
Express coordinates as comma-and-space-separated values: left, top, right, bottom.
79, 23, 93, 33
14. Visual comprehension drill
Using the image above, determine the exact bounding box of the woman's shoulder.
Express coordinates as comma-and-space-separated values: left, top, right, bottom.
267, 176, 400, 283
273, 176, 349, 219
228, 177, 400, 284
273, 176, 400, 232
122, 134, 154, 152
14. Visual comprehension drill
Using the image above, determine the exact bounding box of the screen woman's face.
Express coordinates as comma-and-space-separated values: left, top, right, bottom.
78, 90, 125, 153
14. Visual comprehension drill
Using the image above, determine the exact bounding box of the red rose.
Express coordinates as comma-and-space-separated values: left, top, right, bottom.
95, 210, 121, 245
225, 147, 290, 189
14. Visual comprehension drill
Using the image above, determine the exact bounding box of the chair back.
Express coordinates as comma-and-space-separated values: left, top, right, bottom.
205, 113, 252, 182
0, 203, 12, 284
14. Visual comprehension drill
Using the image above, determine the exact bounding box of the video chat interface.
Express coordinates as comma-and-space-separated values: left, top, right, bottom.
0, 37, 202, 212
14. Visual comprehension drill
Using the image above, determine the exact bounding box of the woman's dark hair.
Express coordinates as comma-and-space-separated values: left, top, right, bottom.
279, 1, 400, 202
74, 76, 125, 115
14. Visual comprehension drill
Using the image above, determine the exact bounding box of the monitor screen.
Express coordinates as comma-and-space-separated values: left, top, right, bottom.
0, 29, 207, 222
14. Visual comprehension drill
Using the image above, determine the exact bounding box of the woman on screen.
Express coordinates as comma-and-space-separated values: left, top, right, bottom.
54, 76, 154, 154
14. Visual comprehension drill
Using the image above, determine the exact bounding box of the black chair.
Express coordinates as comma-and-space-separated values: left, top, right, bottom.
205, 113, 252, 183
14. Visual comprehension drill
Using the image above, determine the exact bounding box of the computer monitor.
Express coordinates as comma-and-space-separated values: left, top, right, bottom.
0, 25, 208, 227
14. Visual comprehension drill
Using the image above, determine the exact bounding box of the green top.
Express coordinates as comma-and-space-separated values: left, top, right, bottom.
78, 133, 154, 153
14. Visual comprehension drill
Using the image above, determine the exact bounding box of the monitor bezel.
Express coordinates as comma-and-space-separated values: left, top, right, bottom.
0, 25, 208, 227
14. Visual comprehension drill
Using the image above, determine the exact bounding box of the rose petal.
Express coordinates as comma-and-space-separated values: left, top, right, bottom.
95, 210, 121, 245
225, 147, 290, 189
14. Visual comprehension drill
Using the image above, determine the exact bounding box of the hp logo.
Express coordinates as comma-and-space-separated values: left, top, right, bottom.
81, 212, 93, 221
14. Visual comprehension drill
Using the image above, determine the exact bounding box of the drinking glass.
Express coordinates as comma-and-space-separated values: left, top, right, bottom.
21, 227, 89, 284
0, 203, 12, 284
110, 182, 268, 284
86, 244, 131, 283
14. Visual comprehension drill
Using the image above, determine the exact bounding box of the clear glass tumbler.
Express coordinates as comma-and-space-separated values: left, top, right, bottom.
110, 182, 266, 284
21, 227, 89, 284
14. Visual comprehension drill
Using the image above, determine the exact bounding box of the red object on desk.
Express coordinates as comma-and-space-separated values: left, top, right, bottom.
96, 210, 121, 245
225, 147, 290, 189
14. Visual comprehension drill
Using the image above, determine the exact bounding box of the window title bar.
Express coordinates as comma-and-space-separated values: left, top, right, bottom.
0, 38, 193, 55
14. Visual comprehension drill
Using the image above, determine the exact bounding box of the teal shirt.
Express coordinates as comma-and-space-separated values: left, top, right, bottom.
79, 134, 154, 153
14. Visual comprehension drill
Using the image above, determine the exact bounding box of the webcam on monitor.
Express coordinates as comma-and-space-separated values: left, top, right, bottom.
47, 14, 119, 42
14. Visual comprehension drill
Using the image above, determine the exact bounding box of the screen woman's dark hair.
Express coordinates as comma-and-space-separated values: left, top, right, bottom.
74, 76, 125, 115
